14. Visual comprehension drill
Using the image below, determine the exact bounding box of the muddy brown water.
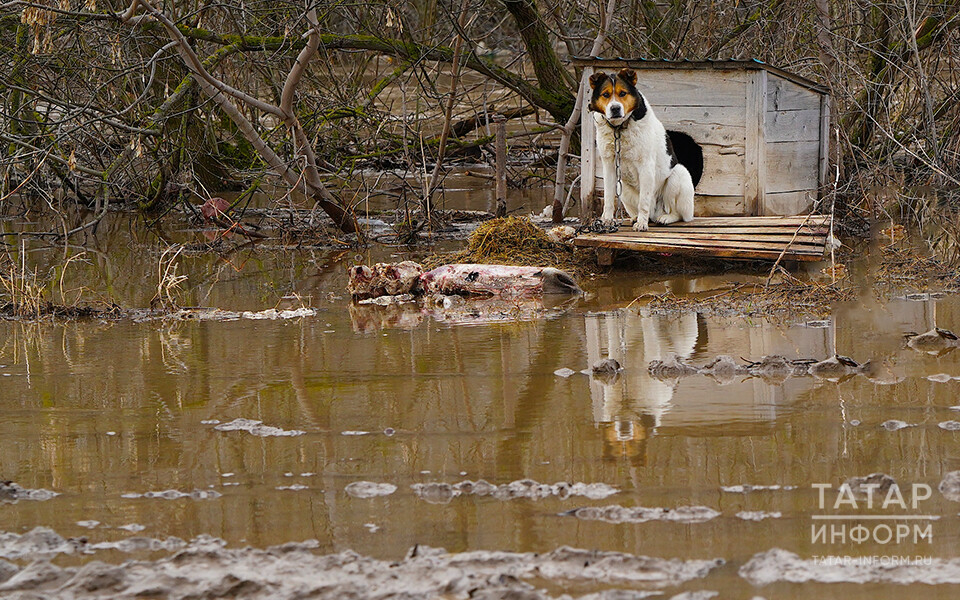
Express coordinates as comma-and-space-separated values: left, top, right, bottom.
4, 205, 960, 597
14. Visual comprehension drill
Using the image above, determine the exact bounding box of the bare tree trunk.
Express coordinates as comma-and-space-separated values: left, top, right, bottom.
121, 1, 358, 233
903, 0, 939, 166
425, 0, 471, 216
502, 0, 576, 118
551, 0, 616, 223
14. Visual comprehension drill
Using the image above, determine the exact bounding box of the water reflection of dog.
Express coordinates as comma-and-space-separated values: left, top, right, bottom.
600, 414, 658, 465
587, 310, 703, 464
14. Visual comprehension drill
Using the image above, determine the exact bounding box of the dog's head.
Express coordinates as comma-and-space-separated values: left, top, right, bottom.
588, 69, 647, 127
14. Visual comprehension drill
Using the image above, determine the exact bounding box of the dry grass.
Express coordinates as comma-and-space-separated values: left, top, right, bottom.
422, 216, 586, 274
1, 248, 114, 319
644, 280, 855, 320
151, 245, 189, 309
0, 253, 46, 318
640, 238, 960, 319
875, 243, 960, 291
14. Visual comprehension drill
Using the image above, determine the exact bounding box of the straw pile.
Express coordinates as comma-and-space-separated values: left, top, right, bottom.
423, 216, 584, 273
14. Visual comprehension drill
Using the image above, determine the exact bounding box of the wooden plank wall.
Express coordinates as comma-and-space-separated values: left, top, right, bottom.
764, 75, 822, 214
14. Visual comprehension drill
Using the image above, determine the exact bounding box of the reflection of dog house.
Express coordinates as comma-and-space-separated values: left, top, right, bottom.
573, 58, 830, 218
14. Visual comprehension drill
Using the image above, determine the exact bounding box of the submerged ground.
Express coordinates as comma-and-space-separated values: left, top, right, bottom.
3, 188, 960, 598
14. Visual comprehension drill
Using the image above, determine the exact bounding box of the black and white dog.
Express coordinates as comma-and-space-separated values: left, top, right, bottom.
589, 69, 702, 231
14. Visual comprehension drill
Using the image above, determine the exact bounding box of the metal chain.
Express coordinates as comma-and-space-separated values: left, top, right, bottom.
577, 126, 624, 236
614, 127, 623, 207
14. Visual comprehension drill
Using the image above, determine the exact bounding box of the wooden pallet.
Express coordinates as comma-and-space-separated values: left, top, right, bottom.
574, 215, 832, 264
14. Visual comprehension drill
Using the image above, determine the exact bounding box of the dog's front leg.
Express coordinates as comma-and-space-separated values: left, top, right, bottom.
600, 157, 618, 226
631, 164, 655, 231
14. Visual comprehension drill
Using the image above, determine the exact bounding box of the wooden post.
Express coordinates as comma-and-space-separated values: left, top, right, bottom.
745, 69, 767, 215
818, 93, 831, 197
494, 115, 507, 218
580, 67, 598, 221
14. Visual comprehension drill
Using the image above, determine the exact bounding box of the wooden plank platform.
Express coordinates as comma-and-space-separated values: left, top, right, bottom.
574, 215, 832, 263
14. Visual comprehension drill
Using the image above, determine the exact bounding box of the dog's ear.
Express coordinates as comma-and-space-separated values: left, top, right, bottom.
631, 93, 647, 121
588, 72, 607, 89
618, 68, 637, 87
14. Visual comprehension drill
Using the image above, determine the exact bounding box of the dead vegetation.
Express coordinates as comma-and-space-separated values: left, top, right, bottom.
640, 237, 960, 320
423, 216, 586, 274
643, 280, 856, 320
0, 249, 118, 320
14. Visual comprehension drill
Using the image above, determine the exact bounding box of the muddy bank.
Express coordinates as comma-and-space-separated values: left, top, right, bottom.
0, 535, 723, 599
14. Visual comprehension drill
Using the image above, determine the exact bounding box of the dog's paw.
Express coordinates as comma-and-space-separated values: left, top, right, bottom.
632, 219, 649, 232
654, 214, 680, 225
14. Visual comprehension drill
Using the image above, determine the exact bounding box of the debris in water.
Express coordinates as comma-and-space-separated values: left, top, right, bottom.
699, 355, 748, 382
648, 354, 698, 379
939, 471, 960, 502
363, 523, 381, 533
844, 473, 897, 498
939, 421, 960, 431
591, 358, 622, 376
554, 368, 576, 378
0, 527, 83, 560
0, 560, 17, 584
121, 489, 222, 500
212, 418, 305, 437
358, 293, 416, 306
880, 420, 914, 431
341, 430, 370, 436
345, 482, 397, 498
744, 355, 812, 380
348, 261, 424, 299
740, 547, 960, 585
117, 524, 145, 533
719, 484, 796, 493
0, 481, 59, 503
161, 307, 319, 321
563, 505, 720, 524
0, 541, 723, 597
75, 521, 100, 529
412, 479, 618, 504
928, 373, 954, 383
808, 354, 869, 380
421, 264, 582, 297
906, 328, 959, 354
349, 260, 581, 300
241, 308, 317, 320
736, 511, 782, 521
276, 484, 308, 491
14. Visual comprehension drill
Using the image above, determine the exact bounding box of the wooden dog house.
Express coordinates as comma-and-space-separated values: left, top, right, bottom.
573, 58, 830, 218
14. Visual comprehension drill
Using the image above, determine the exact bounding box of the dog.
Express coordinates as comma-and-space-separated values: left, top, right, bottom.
588, 69, 701, 231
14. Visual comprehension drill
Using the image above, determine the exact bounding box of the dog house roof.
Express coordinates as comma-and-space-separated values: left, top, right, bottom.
570, 57, 828, 95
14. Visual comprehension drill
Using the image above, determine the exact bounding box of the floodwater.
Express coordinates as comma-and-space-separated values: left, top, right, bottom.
4, 204, 960, 597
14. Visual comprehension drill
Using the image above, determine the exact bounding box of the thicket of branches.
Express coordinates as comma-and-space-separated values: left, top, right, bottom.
1, 0, 958, 235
